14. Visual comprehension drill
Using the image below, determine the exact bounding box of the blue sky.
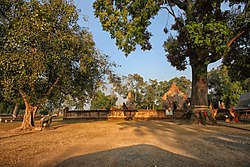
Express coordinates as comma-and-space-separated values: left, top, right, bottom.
76, 0, 221, 82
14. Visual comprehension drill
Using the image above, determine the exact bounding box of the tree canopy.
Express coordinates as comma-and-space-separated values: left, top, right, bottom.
93, 0, 249, 109
109, 73, 191, 109
90, 90, 118, 110
0, 0, 113, 129
208, 65, 245, 107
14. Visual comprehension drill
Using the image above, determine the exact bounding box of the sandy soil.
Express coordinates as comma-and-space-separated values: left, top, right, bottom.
0, 119, 250, 167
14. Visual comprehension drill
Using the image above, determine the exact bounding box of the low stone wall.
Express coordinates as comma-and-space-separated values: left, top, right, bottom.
132, 110, 167, 120
64, 110, 109, 119
63, 109, 170, 120
0, 114, 15, 122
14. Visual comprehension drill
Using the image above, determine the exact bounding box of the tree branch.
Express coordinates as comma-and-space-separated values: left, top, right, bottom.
18, 90, 28, 106
167, 0, 188, 11
227, 30, 245, 47
46, 77, 60, 97
37, 77, 60, 105
160, 6, 177, 20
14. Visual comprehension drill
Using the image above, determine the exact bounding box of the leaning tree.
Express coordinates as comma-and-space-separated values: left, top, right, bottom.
93, 0, 249, 113
0, 0, 112, 130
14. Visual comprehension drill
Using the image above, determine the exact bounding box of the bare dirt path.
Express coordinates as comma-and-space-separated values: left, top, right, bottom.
0, 119, 250, 167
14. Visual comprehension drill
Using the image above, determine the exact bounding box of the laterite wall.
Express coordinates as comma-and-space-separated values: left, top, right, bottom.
63, 109, 169, 120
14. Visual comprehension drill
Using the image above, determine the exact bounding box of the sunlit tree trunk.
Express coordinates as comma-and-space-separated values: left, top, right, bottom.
191, 64, 208, 107
19, 90, 38, 130
20, 103, 38, 130
190, 64, 216, 124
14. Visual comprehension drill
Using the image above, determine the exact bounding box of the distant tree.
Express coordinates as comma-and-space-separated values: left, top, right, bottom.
0, 0, 112, 130
90, 90, 117, 110
108, 73, 129, 100
93, 0, 249, 111
109, 73, 191, 110
110, 74, 145, 108
208, 66, 244, 106
126, 74, 145, 108
143, 79, 159, 109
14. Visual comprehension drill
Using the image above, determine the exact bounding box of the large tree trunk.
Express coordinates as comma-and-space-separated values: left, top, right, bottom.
190, 64, 215, 124
191, 64, 208, 107
191, 63, 216, 124
19, 90, 38, 130
20, 103, 38, 130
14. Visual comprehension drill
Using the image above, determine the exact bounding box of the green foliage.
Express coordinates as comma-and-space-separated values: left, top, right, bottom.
93, 0, 248, 107
223, 29, 249, 82
110, 73, 191, 109
39, 109, 49, 116
90, 90, 118, 110
208, 66, 245, 106
185, 20, 230, 57
163, 37, 187, 71
0, 101, 13, 114
93, 0, 164, 55
113, 74, 145, 108
93, 0, 247, 66
0, 0, 112, 108
143, 79, 159, 109
222, 1, 249, 81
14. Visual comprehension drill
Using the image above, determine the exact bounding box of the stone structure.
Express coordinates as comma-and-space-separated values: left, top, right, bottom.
63, 109, 169, 120
162, 83, 188, 111
0, 114, 15, 122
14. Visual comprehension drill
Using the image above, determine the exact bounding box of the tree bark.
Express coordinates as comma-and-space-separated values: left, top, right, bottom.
190, 64, 216, 124
19, 90, 38, 130
191, 64, 208, 108
12, 102, 18, 117
20, 103, 37, 130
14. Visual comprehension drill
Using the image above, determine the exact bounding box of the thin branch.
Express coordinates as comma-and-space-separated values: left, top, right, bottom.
227, 30, 245, 47
46, 77, 60, 97
170, 0, 188, 11
160, 6, 177, 20
169, 4, 176, 18
37, 77, 60, 105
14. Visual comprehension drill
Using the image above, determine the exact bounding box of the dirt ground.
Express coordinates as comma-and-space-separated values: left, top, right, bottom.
0, 118, 250, 167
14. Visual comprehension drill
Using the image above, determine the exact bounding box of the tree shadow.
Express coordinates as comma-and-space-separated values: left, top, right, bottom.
203, 133, 250, 153
55, 144, 207, 167
117, 120, 185, 137
115, 120, 250, 167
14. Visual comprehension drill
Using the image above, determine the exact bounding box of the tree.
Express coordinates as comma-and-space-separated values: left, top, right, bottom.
223, 3, 249, 82
109, 73, 145, 108
143, 79, 159, 109
0, 0, 111, 130
90, 90, 118, 110
93, 0, 249, 112
126, 74, 145, 108
109, 73, 191, 110
208, 65, 245, 107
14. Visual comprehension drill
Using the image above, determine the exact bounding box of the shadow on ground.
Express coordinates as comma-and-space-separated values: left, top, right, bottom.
55, 144, 208, 167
